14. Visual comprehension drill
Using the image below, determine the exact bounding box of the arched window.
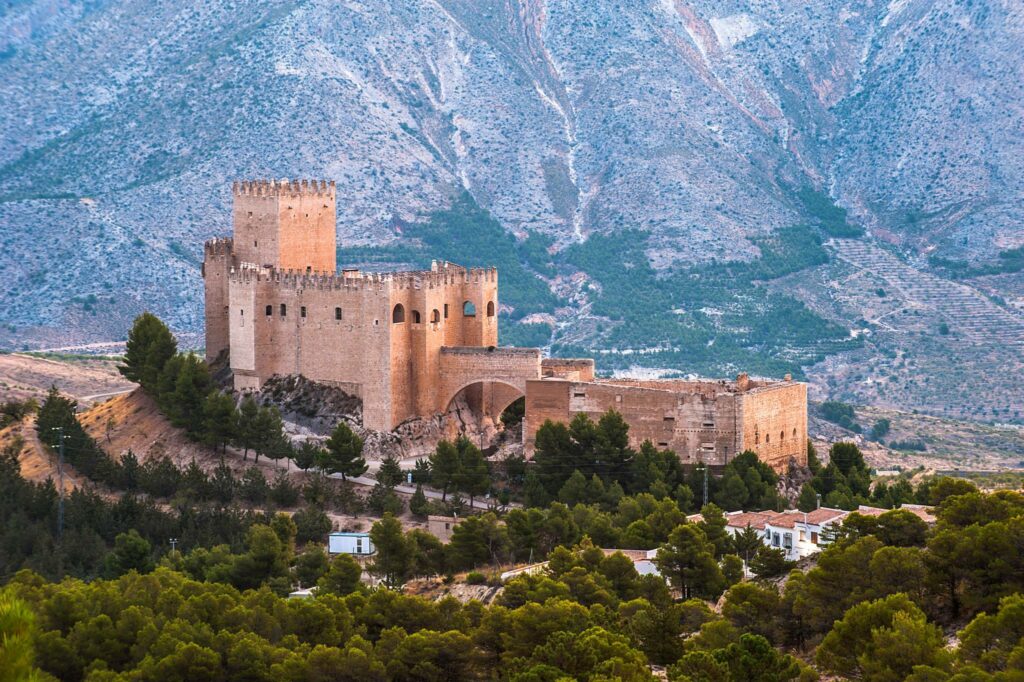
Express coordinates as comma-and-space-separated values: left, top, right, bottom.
431, 309, 440, 323
392, 304, 405, 323
486, 301, 495, 317
463, 301, 476, 317
780, 430, 785, 441
793, 428, 797, 438
280, 303, 287, 317
335, 307, 342, 321
766, 434, 770, 444
265, 305, 272, 316
412, 310, 421, 324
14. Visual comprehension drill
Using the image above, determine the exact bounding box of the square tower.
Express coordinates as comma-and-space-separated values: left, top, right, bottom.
232, 179, 337, 273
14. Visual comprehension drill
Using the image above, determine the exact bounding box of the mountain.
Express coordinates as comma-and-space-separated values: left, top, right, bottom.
1, 0, 1022, 423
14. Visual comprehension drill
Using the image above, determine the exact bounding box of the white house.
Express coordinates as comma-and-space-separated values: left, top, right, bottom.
328, 532, 375, 556
762, 508, 849, 561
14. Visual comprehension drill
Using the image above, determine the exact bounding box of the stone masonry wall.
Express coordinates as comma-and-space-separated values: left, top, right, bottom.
524, 377, 807, 472
738, 381, 808, 472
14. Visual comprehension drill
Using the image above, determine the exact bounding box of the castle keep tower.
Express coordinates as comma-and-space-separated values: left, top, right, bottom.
232, 179, 337, 272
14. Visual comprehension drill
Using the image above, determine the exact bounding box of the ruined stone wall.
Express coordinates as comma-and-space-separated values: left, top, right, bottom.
524, 379, 743, 465
541, 358, 595, 382
738, 381, 808, 472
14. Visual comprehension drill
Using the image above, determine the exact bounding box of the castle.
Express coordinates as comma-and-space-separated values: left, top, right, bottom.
204, 179, 808, 472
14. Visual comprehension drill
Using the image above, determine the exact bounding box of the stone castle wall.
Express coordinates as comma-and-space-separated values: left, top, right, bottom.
524, 376, 807, 472
738, 381, 808, 471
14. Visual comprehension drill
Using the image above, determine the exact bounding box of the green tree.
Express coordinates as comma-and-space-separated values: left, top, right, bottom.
200, 390, 237, 454
816, 593, 951, 681
119, 312, 177, 392
233, 395, 260, 460
655, 524, 725, 599
324, 421, 367, 481
293, 440, 320, 472
409, 485, 429, 518
160, 353, 212, 436
294, 545, 330, 588
428, 439, 460, 501
722, 582, 784, 644
103, 529, 155, 577
732, 525, 764, 567
252, 406, 286, 465
749, 546, 794, 579
698, 503, 733, 558
369, 513, 412, 588
797, 483, 819, 513
454, 437, 490, 508
957, 593, 1024, 674
0, 592, 46, 682
318, 553, 363, 596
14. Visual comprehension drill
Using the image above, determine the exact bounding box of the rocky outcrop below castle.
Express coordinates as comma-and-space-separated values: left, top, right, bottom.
253, 374, 510, 461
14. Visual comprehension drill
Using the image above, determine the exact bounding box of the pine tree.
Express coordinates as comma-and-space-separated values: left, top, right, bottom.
429, 439, 460, 501
324, 421, 367, 481
455, 438, 490, 509
409, 485, 429, 517
252, 406, 285, 465
376, 455, 404, 488
119, 312, 177, 393
797, 483, 819, 513
201, 391, 237, 454
233, 395, 260, 460
698, 503, 734, 558
369, 513, 412, 588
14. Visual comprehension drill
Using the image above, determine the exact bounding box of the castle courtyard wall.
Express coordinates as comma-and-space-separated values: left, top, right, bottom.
524, 377, 807, 473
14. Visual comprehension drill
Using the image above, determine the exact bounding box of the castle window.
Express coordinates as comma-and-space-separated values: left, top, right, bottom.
301, 306, 307, 318
463, 301, 476, 317
780, 430, 785, 441
265, 305, 272, 316
444, 304, 449, 319
431, 309, 440, 323
765, 434, 770, 444
335, 307, 342, 321
280, 304, 287, 317
486, 301, 495, 317
254, 240, 258, 247
793, 428, 797, 438
411, 310, 421, 324
248, 212, 253, 218
392, 304, 405, 323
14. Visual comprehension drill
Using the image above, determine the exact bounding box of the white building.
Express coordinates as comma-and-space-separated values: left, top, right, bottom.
328, 532, 375, 556
762, 508, 848, 561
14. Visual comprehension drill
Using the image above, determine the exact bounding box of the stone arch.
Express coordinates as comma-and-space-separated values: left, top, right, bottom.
463, 300, 476, 316
486, 301, 495, 317
412, 310, 422, 324
443, 379, 525, 426
431, 309, 441, 323
392, 304, 405, 323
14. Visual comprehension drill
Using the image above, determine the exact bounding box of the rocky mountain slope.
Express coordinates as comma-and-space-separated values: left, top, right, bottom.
1, 0, 1022, 422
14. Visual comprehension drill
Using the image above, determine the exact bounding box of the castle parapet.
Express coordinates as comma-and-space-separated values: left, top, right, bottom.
204, 237, 234, 257
232, 179, 336, 198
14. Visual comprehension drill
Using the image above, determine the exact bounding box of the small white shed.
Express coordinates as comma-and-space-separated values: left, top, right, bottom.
328, 532, 375, 556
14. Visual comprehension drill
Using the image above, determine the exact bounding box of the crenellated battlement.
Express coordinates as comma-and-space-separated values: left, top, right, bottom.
204, 237, 234, 257
232, 179, 336, 198
226, 261, 497, 293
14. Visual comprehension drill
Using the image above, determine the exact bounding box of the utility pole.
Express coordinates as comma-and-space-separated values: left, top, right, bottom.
703, 464, 709, 507
816, 493, 822, 510
51, 427, 65, 540
169, 538, 178, 553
